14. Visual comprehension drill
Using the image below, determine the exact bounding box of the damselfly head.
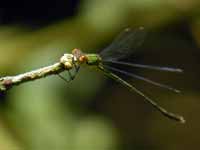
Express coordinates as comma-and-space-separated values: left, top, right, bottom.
72, 48, 87, 64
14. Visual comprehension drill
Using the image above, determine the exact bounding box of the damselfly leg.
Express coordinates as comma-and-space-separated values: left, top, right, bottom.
71, 55, 80, 80
58, 56, 80, 83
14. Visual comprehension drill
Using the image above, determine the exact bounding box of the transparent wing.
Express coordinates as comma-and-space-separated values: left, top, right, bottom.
97, 65, 185, 123
100, 27, 146, 61
102, 60, 183, 73
103, 65, 180, 93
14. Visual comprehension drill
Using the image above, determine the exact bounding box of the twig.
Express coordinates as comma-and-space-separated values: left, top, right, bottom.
0, 54, 73, 91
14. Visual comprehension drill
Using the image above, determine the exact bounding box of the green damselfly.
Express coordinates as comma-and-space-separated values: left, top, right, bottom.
60, 27, 185, 123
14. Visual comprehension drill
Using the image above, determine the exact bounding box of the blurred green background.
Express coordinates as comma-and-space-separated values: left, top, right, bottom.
0, 1, 200, 150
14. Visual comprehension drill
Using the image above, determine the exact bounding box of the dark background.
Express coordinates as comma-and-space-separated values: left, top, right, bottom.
0, 1, 79, 26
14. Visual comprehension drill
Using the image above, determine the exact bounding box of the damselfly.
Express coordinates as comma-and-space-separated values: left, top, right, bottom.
60, 27, 185, 123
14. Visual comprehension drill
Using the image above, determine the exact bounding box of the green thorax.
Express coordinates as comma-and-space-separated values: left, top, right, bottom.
85, 54, 102, 65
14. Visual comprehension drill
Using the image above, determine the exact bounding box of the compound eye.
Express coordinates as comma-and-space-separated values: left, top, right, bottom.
79, 55, 87, 63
